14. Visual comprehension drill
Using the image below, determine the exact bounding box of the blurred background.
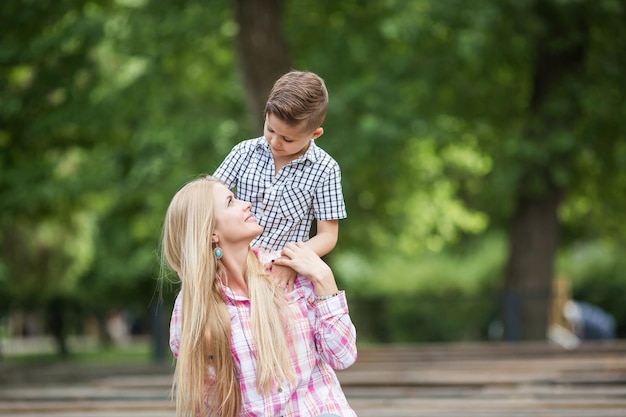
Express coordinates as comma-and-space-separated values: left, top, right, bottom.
1, 0, 625, 366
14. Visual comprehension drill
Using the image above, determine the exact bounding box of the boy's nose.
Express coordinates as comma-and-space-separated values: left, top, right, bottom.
270, 136, 281, 149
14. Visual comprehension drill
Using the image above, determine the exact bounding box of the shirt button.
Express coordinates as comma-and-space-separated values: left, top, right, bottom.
278, 388, 282, 392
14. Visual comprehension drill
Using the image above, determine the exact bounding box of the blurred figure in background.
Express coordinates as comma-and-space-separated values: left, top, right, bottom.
549, 276, 615, 349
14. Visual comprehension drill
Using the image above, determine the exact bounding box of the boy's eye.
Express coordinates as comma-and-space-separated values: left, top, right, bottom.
283, 138, 294, 143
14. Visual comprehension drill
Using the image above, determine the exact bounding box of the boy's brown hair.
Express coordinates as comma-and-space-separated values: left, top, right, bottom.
264, 70, 328, 132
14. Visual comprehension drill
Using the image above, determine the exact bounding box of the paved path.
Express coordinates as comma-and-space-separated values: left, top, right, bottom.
1, 340, 625, 416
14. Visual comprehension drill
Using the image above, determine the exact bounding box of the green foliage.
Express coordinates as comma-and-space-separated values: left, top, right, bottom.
0, 0, 243, 316
286, 0, 626, 340
0, 341, 151, 365
290, 0, 626, 246
1, 0, 625, 345
0, 0, 108, 308
74, 0, 245, 312
336, 233, 506, 342
284, 1, 501, 255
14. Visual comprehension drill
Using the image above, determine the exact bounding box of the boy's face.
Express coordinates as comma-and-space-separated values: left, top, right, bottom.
264, 113, 322, 161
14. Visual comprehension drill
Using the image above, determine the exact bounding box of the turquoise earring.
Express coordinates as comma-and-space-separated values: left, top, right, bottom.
214, 246, 223, 260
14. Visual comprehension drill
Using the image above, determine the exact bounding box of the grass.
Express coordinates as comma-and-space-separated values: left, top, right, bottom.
0, 338, 157, 366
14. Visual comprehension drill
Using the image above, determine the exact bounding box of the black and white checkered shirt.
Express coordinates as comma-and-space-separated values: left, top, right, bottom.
214, 136, 347, 251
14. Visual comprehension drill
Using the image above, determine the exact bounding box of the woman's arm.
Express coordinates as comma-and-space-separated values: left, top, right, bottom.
272, 243, 357, 369
312, 291, 357, 369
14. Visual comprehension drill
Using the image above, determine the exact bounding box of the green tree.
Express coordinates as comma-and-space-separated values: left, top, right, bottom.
234, 0, 291, 131
2, 0, 624, 352
0, 0, 109, 354
1, 0, 246, 355
283, 0, 626, 339
79, 0, 245, 357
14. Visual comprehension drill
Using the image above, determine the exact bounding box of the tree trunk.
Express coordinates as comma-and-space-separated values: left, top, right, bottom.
501, 0, 587, 341
233, 0, 292, 131
502, 192, 561, 340
47, 297, 70, 357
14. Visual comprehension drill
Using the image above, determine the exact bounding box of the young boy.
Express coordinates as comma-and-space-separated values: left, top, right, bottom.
214, 70, 346, 278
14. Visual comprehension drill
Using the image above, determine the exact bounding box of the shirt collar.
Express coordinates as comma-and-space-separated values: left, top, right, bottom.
218, 278, 249, 302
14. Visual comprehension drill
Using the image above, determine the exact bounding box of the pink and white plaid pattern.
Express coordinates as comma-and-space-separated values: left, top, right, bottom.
169, 251, 358, 417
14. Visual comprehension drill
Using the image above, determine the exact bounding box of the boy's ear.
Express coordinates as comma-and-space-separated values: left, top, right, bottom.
311, 127, 324, 140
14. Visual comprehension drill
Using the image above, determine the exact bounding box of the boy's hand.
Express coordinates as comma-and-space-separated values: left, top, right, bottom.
267, 261, 296, 292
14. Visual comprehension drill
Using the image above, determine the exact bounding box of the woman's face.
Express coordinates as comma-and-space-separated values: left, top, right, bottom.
212, 183, 263, 244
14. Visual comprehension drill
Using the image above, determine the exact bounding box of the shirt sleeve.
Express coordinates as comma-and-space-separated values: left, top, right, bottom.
314, 161, 347, 221
169, 292, 182, 358
313, 291, 357, 370
213, 142, 246, 189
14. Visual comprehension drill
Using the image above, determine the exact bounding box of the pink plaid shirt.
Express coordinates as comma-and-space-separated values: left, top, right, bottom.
169, 251, 358, 417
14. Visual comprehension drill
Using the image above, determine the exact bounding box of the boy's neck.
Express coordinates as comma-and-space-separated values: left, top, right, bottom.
272, 141, 311, 174
273, 157, 291, 174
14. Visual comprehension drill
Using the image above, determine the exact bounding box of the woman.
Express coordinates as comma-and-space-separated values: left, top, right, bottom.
161, 176, 357, 417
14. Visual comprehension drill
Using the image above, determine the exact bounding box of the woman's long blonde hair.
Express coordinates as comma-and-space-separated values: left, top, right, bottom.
161, 176, 294, 417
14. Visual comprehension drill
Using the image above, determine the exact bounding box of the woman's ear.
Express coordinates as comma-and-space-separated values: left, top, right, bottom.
212, 233, 219, 244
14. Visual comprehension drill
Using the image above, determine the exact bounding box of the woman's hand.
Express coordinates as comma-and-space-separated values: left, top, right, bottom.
267, 262, 296, 292
273, 242, 339, 296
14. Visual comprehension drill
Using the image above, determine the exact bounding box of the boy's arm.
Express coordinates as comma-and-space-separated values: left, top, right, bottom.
305, 219, 339, 257
311, 158, 345, 258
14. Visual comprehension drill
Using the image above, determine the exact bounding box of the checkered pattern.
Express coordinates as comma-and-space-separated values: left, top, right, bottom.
214, 137, 347, 251
169, 250, 358, 417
